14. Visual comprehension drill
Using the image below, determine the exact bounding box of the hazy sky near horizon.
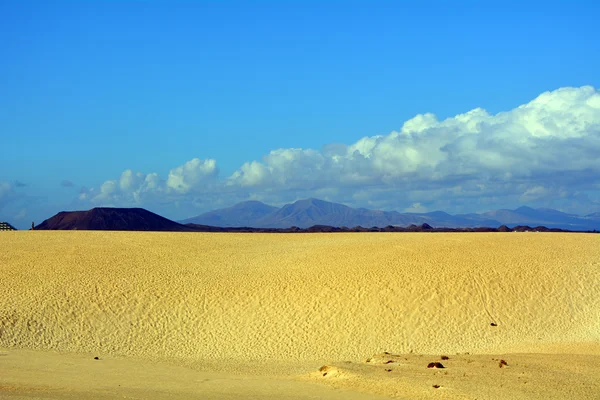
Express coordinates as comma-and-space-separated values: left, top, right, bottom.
1, 0, 600, 228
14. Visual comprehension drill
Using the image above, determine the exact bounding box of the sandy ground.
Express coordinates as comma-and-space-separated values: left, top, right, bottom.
1, 231, 599, 399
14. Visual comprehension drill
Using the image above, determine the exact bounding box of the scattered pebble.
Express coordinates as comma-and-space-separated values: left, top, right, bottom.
427, 362, 445, 369
432, 384, 440, 389
93, 356, 100, 360
319, 365, 338, 377
490, 322, 498, 327
441, 355, 449, 360
499, 359, 508, 368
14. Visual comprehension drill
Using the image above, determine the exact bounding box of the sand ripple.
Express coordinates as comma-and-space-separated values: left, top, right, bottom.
1, 232, 599, 363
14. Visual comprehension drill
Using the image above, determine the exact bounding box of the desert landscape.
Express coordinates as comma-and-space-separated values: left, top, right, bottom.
1, 231, 599, 399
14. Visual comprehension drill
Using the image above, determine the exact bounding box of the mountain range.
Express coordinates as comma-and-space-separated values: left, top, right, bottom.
30, 198, 600, 232
181, 198, 600, 231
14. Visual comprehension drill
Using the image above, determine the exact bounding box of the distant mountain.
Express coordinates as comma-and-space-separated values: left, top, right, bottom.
409, 211, 502, 228
182, 199, 600, 231
35, 208, 195, 232
183, 198, 428, 229
258, 198, 426, 228
480, 209, 540, 225
477, 206, 595, 230
181, 200, 277, 227
184, 223, 552, 233
584, 212, 600, 220
33, 203, 600, 233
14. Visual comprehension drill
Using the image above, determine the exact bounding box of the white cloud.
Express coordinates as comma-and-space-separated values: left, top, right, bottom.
72, 86, 600, 215
89, 180, 118, 203
229, 161, 271, 187
404, 202, 427, 213
79, 158, 219, 209
144, 173, 161, 190
119, 170, 144, 192
166, 158, 218, 194
520, 186, 549, 202
519, 185, 569, 203
229, 149, 327, 188
228, 86, 600, 195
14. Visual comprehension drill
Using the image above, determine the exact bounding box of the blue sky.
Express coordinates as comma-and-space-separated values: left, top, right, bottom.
1, 0, 600, 228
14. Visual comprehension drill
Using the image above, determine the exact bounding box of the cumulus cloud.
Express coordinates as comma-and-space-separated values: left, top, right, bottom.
119, 170, 144, 192
98, 180, 118, 199
79, 158, 219, 208
74, 86, 600, 215
229, 149, 327, 188
227, 86, 600, 210
404, 202, 428, 213
166, 158, 218, 193
61, 180, 75, 187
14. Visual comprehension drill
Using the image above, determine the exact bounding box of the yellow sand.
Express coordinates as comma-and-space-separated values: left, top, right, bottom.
1, 231, 599, 399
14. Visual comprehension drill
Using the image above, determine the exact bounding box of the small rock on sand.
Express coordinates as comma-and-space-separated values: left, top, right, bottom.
427, 362, 445, 369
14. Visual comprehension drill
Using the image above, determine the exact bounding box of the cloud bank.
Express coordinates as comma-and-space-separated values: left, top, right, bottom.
78, 158, 220, 207
73, 86, 600, 215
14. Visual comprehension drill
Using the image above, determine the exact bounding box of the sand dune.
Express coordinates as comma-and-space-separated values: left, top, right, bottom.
1, 232, 599, 398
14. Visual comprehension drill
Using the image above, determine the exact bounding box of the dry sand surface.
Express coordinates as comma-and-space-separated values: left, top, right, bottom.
1, 231, 599, 399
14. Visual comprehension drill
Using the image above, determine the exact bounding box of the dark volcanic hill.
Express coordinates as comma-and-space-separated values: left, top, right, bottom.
35, 208, 195, 232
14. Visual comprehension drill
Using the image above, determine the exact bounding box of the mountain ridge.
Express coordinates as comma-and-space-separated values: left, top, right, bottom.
32, 200, 600, 232
180, 200, 278, 227
182, 198, 600, 231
